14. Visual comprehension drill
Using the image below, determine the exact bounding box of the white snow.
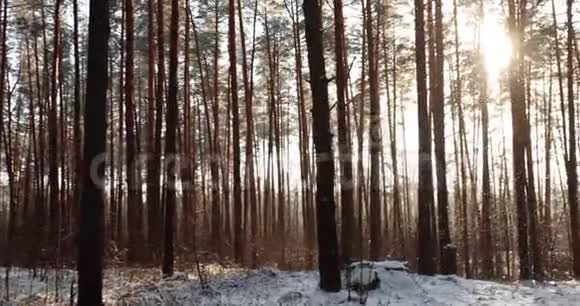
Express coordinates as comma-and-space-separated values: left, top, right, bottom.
2, 261, 580, 305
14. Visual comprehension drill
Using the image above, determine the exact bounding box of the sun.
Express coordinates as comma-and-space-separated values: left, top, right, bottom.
481, 15, 512, 83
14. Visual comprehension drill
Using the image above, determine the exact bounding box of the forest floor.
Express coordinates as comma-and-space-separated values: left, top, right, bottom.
2, 260, 580, 305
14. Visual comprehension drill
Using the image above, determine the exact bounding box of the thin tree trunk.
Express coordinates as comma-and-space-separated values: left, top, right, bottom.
454, 0, 470, 278
565, 0, 580, 278
210, 0, 222, 255
239, 0, 259, 267
333, 0, 354, 265
434, 0, 454, 275
366, 0, 382, 261
72, 0, 82, 219
48, 0, 62, 259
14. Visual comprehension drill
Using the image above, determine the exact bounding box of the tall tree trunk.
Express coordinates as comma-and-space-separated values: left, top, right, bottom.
146, 0, 156, 258
149, 0, 165, 261
477, 0, 493, 278
566, 0, 580, 278
77, 0, 109, 303
228, 0, 243, 263
181, 0, 195, 253
303, 0, 341, 292
116, 10, 125, 247
210, 0, 222, 255
72, 0, 82, 217
415, 0, 436, 275
453, 0, 470, 277
433, 0, 455, 275
125, 0, 141, 264
333, 0, 354, 265
239, 0, 258, 267
544, 54, 553, 276
382, 27, 404, 257
162, 0, 179, 277
524, 66, 541, 280
366, 0, 383, 261
0, 0, 12, 268
48, 0, 62, 258
507, 0, 530, 280
480, 48, 493, 278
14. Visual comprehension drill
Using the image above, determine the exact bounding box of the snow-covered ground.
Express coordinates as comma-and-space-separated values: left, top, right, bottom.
2, 261, 580, 305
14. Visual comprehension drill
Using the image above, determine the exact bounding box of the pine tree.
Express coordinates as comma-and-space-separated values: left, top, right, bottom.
415, 0, 436, 275
162, 0, 179, 277
303, 0, 341, 291
78, 0, 109, 303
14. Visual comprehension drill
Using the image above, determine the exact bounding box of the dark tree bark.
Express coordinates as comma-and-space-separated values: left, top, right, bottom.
116, 11, 125, 247
452, 0, 470, 278
72, 0, 82, 217
239, 0, 258, 267
479, 47, 493, 278
228, 0, 243, 263
544, 55, 554, 276
77, 0, 109, 303
433, 0, 455, 275
210, 0, 222, 255
181, 0, 195, 252
162, 0, 179, 277
415, 0, 436, 275
125, 0, 141, 264
522, 61, 541, 280
566, 0, 580, 278
146, 0, 156, 257
357, 0, 368, 260
333, 0, 354, 265
507, 0, 530, 280
303, 0, 341, 292
48, 0, 62, 257
148, 0, 165, 261
477, 0, 492, 278
0, 0, 12, 269
366, 0, 383, 262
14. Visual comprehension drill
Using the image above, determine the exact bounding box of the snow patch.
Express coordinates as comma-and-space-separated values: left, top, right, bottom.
2, 262, 580, 305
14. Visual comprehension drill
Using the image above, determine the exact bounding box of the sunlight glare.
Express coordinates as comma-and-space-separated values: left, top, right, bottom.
481, 16, 512, 82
